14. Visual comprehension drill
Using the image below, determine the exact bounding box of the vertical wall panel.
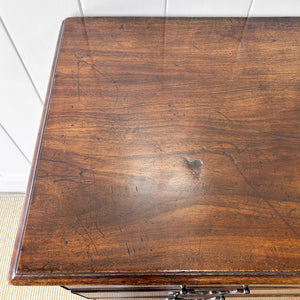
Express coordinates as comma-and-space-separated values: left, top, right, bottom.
0, 0, 82, 100
81, 0, 165, 16
0, 21, 42, 162
250, 0, 300, 16
167, 0, 252, 16
0, 127, 30, 192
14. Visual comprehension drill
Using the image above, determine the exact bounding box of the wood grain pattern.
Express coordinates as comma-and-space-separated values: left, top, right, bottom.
9, 17, 300, 286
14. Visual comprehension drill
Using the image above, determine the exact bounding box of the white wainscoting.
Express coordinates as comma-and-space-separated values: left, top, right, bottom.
81, 0, 165, 16
0, 126, 30, 192
166, 0, 300, 16
0, 0, 299, 192
0, 20, 42, 161
166, 0, 253, 17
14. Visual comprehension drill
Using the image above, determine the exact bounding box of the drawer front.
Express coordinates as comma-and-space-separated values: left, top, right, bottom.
64, 285, 300, 299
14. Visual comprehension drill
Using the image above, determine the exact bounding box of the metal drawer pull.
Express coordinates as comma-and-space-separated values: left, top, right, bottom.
170, 285, 250, 300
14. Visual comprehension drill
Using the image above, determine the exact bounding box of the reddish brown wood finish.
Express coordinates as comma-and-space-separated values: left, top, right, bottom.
9, 17, 300, 286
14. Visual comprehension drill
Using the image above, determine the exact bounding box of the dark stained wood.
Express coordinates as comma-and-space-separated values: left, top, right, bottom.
9, 17, 300, 286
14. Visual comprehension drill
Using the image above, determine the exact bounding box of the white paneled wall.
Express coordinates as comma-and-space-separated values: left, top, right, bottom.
0, 126, 30, 192
0, 20, 42, 161
81, 0, 165, 16
0, 0, 299, 192
167, 0, 253, 17
249, 0, 300, 16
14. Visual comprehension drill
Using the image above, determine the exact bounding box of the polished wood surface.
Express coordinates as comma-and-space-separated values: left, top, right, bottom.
9, 17, 300, 285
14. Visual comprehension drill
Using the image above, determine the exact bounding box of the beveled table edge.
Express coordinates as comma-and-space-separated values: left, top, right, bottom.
8, 271, 300, 286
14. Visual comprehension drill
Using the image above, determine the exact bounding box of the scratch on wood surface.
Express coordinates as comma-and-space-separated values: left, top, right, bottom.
76, 56, 119, 104
225, 142, 249, 154
111, 186, 116, 205
203, 147, 237, 165
53, 178, 77, 183
77, 59, 81, 103
202, 146, 299, 238
75, 216, 99, 254
217, 110, 233, 123
125, 242, 131, 256
94, 222, 105, 238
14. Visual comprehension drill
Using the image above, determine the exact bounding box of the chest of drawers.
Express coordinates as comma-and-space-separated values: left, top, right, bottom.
9, 17, 300, 299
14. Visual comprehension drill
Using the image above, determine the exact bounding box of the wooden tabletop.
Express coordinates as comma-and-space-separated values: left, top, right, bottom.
9, 17, 300, 286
